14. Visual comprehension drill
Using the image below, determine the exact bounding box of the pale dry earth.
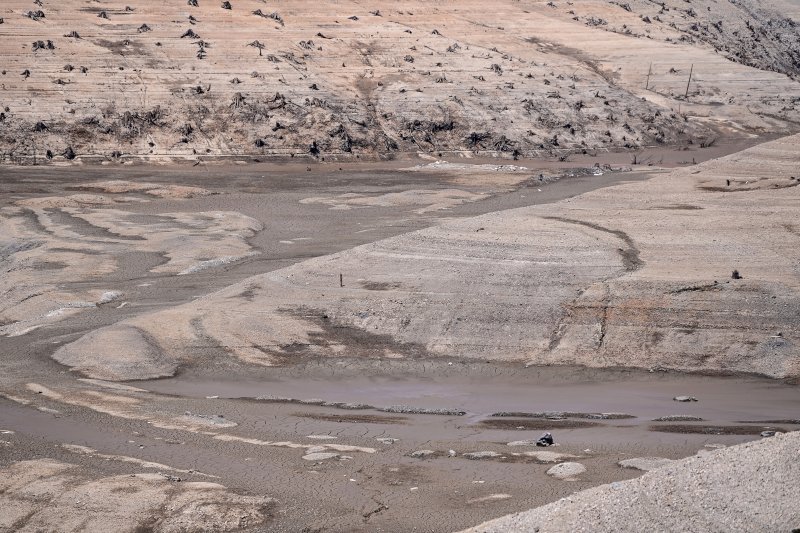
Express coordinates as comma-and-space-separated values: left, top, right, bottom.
462, 430, 800, 533
0, 144, 797, 531
1, 1, 799, 530
0, 150, 796, 531
0, 179, 261, 338
53, 134, 800, 382
0, 458, 274, 532
1, 0, 800, 162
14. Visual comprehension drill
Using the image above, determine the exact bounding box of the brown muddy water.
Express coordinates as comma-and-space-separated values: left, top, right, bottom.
140, 360, 800, 440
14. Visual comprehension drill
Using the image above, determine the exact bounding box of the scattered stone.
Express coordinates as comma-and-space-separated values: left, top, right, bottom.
326, 402, 373, 410
546, 462, 586, 479
410, 450, 436, 458
467, 494, 512, 504
523, 451, 578, 463
536, 432, 554, 447
181, 411, 236, 427
377, 437, 399, 445
761, 431, 780, 438
653, 415, 704, 421
380, 405, 466, 416
464, 451, 503, 460
673, 396, 698, 402
447, 450, 457, 457
302, 452, 339, 461
492, 411, 634, 420
618, 457, 675, 471
305, 446, 327, 454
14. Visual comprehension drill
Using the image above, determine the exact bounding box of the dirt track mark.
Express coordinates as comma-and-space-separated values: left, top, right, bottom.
544, 215, 641, 353
542, 216, 643, 272
292, 412, 408, 424
698, 180, 800, 192
649, 424, 787, 435
479, 418, 601, 430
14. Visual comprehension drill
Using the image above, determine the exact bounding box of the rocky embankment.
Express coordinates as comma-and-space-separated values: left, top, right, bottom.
461, 431, 800, 532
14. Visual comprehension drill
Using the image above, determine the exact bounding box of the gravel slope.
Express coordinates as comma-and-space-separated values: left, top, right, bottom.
461, 431, 800, 533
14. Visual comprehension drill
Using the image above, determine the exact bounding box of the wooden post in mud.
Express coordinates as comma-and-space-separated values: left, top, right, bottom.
645, 62, 652, 90
684, 63, 694, 99
339, 273, 343, 287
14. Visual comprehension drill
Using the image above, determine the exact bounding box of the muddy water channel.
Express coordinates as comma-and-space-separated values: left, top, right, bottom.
142, 360, 800, 442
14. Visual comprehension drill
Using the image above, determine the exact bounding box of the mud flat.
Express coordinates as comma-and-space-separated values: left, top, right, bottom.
2, 362, 798, 532
49, 134, 800, 384
0, 134, 798, 531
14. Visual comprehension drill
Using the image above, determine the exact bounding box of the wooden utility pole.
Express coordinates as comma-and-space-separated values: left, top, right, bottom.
645, 62, 652, 90
684, 63, 694, 99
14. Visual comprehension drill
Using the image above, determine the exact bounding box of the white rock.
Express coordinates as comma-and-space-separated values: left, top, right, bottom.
305, 446, 327, 454
464, 451, 503, 460
523, 451, 578, 463
302, 452, 339, 461
546, 462, 586, 479
410, 450, 436, 458
618, 457, 675, 471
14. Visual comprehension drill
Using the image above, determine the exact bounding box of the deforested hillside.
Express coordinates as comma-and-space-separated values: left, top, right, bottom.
558, 0, 800, 79
1, 0, 799, 163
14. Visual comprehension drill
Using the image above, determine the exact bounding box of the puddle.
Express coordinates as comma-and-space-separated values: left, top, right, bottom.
140, 361, 800, 424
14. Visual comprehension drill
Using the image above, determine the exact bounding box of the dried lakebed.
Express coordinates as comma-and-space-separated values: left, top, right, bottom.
2, 138, 799, 531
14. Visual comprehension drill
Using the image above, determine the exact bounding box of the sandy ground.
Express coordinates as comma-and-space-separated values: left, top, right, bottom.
0, 458, 274, 532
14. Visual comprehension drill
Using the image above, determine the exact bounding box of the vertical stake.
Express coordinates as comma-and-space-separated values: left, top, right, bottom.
684, 63, 694, 99
339, 273, 343, 287
645, 62, 652, 90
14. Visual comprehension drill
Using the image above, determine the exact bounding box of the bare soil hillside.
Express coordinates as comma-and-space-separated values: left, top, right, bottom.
1, 0, 799, 163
